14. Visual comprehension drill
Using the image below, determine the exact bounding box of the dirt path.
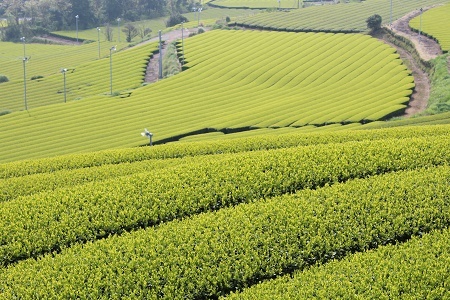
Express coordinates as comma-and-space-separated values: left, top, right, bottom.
143, 28, 212, 83
380, 7, 443, 117
143, 29, 192, 83
383, 36, 430, 117
390, 6, 442, 61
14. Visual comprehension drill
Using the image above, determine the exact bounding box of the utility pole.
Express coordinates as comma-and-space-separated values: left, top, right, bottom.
109, 46, 116, 95
117, 18, 121, 42
75, 15, 79, 42
390, 0, 392, 25
181, 22, 185, 66
97, 27, 101, 59
158, 30, 163, 79
20, 37, 28, 110
419, 8, 423, 42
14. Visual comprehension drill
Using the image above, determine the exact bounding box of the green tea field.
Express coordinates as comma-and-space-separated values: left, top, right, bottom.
409, 3, 450, 52
0, 41, 156, 112
1, 1, 450, 297
1, 125, 450, 298
209, 0, 301, 9
235, 0, 450, 32
0, 30, 414, 162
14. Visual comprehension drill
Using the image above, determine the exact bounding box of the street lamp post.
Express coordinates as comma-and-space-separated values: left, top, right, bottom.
389, 0, 392, 25
278, 0, 281, 10
117, 18, 121, 42
97, 27, 101, 58
158, 30, 163, 79
141, 128, 153, 146
21, 36, 26, 57
109, 45, 116, 95
419, 8, 423, 42
20, 37, 28, 110
181, 22, 185, 66
61, 68, 75, 102
75, 15, 79, 42
61, 68, 67, 103
197, 7, 202, 28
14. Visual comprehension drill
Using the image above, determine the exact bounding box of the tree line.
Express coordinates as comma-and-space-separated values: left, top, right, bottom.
0, 0, 196, 41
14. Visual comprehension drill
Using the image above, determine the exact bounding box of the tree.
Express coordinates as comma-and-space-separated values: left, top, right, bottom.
138, 24, 152, 41
103, 0, 123, 21
166, 13, 188, 27
103, 22, 114, 41
70, 0, 94, 28
138, 0, 166, 18
32, 0, 72, 31
122, 23, 138, 42
1, 0, 25, 25
366, 14, 382, 33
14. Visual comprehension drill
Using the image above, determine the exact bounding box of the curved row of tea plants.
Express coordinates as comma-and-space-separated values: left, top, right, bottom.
360, 111, 450, 129
224, 228, 450, 299
209, 0, 300, 9
3, 124, 450, 179
409, 3, 450, 52
0, 41, 158, 112
0, 30, 414, 162
1, 136, 450, 267
0, 157, 188, 202
51, 8, 253, 41
1, 165, 449, 298
235, 0, 449, 32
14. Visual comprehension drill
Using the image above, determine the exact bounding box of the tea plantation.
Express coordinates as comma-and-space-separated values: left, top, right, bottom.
1, 0, 450, 298
0, 31, 415, 162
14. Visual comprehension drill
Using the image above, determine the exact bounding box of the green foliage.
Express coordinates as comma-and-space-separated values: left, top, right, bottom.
2, 124, 450, 179
0, 40, 158, 113
236, 0, 447, 32
0, 110, 11, 116
30, 75, 44, 80
409, 3, 450, 52
225, 229, 450, 299
0, 31, 414, 162
1, 165, 449, 298
210, 0, 298, 9
0, 74, 9, 83
3, 24, 21, 41
360, 111, 450, 129
366, 14, 382, 32
423, 55, 450, 114
162, 43, 182, 77
1, 135, 450, 267
166, 13, 189, 27
122, 23, 139, 43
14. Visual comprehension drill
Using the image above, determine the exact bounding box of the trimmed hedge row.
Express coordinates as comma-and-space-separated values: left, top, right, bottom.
1, 165, 449, 298
3, 124, 450, 179
1, 136, 450, 267
224, 228, 450, 299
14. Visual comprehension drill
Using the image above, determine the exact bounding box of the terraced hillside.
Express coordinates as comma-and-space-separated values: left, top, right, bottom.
0, 30, 414, 162
210, 0, 301, 9
51, 7, 257, 42
235, 0, 450, 32
1, 125, 449, 298
409, 3, 450, 52
0, 41, 157, 112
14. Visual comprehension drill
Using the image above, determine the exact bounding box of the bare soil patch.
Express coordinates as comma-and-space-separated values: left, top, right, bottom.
390, 6, 443, 61
143, 28, 209, 83
378, 7, 444, 117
